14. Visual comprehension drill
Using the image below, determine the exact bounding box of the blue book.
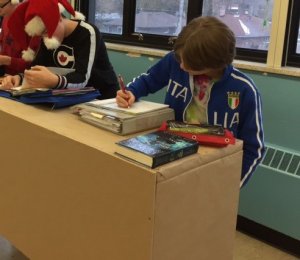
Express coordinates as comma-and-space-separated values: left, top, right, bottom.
115, 131, 199, 168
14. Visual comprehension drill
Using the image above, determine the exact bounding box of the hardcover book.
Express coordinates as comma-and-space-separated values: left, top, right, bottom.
115, 131, 199, 168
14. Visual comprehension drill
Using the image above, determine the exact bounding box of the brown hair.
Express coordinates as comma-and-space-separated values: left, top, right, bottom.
174, 16, 236, 71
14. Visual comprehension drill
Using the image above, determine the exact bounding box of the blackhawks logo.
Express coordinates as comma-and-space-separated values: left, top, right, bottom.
227, 92, 240, 110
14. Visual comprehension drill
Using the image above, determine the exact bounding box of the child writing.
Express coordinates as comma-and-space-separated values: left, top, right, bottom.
2, 0, 118, 99
116, 16, 265, 187
0, 0, 39, 76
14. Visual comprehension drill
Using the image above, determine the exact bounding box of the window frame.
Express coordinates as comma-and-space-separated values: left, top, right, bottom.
284, 0, 300, 67
88, 0, 203, 51
75, 0, 298, 67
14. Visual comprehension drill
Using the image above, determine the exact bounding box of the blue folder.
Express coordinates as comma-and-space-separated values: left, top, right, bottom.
0, 88, 101, 109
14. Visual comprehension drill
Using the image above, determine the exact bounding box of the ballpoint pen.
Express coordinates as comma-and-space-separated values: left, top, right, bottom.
118, 74, 130, 108
118, 74, 126, 93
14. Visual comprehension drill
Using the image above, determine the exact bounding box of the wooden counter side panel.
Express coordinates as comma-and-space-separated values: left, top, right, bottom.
0, 111, 156, 260
152, 151, 243, 260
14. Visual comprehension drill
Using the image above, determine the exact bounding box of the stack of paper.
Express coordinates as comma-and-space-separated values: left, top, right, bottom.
72, 98, 175, 135
84, 98, 169, 114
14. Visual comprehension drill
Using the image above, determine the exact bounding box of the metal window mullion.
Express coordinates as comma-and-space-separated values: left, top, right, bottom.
286, 0, 300, 67
123, 0, 136, 38
186, 0, 203, 22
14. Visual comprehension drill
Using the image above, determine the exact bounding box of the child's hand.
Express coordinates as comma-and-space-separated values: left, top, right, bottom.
1, 75, 21, 89
116, 89, 135, 108
24, 66, 59, 88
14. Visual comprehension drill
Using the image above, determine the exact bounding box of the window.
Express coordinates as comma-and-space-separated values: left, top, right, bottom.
93, 0, 124, 35
134, 0, 188, 37
202, 0, 274, 52
284, 0, 300, 67
76, 0, 300, 67
79, 0, 201, 50
201, 0, 274, 62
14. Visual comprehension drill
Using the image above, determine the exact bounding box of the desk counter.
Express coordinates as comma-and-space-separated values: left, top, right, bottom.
0, 98, 243, 260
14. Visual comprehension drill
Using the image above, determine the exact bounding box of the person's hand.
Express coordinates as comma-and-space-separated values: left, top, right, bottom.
116, 89, 135, 108
0, 55, 11, 66
24, 65, 59, 89
1, 75, 21, 89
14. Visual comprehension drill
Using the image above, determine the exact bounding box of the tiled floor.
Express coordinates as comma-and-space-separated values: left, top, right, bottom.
0, 231, 299, 260
233, 232, 299, 260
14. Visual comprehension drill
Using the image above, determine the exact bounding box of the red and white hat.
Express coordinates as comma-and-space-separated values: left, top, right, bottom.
8, 0, 85, 61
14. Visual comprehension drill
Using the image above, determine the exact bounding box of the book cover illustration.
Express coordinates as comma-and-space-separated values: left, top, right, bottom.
165, 120, 225, 136
116, 131, 199, 168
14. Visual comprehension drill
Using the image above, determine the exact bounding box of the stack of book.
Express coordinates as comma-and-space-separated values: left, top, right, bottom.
72, 98, 175, 135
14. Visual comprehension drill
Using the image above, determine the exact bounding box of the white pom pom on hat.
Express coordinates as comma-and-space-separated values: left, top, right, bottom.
11, 0, 21, 5
43, 36, 61, 50
22, 48, 35, 62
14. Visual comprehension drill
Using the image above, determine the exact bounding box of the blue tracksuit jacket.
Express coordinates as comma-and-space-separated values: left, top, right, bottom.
127, 51, 265, 187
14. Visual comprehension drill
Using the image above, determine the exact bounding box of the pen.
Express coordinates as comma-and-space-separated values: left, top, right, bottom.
118, 74, 130, 108
118, 74, 126, 94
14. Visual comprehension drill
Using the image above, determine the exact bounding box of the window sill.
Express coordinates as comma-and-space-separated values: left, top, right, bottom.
106, 43, 300, 78
106, 43, 168, 58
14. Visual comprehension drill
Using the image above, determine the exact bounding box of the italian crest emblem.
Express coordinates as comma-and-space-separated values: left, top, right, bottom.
227, 91, 240, 110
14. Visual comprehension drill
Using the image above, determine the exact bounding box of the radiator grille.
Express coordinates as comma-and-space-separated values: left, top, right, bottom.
260, 145, 300, 177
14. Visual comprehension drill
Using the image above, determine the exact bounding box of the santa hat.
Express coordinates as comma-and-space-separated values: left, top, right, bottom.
8, 0, 85, 62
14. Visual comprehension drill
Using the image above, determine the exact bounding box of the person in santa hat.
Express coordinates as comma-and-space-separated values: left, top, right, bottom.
0, 0, 39, 76
2, 0, 118, 99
